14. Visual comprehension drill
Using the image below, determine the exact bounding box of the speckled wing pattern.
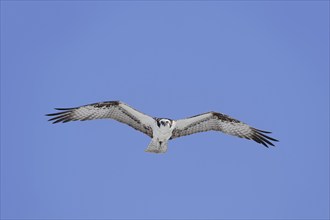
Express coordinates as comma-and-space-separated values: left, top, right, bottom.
46, 101, 155, 138
172, 112, 278, 147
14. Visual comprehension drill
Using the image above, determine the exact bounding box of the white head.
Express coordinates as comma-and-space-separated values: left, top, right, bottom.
157, 118, 173, 128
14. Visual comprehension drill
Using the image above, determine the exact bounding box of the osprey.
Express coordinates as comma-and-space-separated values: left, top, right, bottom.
46, 101, 278, 153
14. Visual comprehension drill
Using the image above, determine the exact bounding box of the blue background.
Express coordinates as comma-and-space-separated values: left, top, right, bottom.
1, 1, 329, 219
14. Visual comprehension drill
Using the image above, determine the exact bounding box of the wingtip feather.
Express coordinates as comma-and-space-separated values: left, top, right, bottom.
54, 107, 75, 110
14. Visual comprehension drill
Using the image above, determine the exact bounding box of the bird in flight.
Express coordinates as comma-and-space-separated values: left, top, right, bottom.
46, 101, 278, 153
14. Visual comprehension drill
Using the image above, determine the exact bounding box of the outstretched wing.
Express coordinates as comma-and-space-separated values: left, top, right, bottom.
46, 101, 155, 138
172, 112, 278, 147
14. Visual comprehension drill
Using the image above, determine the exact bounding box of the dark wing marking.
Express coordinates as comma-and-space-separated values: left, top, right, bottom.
46, 101, 155, 138
172, 112, 278, 148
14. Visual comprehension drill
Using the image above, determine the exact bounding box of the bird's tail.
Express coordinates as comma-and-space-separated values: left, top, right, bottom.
145, 139, 168, 154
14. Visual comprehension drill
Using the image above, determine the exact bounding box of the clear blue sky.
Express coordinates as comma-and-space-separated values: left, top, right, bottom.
1, 1, 329, 219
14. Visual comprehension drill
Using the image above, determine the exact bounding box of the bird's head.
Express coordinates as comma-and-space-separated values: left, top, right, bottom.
157, 119, 173, 128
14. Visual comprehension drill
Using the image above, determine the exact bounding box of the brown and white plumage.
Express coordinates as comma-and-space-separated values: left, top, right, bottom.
46, 101, 155, 138
46, 100, 278, 153
172, 112, 278, 147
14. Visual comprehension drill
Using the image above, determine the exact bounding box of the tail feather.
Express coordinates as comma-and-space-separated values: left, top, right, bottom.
145, 139, 168, 154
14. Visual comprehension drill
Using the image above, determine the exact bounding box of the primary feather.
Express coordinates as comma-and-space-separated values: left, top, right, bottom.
172, 112, 277, 147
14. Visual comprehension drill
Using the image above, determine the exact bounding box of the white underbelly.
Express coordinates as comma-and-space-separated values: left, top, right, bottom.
153, 127, 172, 141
